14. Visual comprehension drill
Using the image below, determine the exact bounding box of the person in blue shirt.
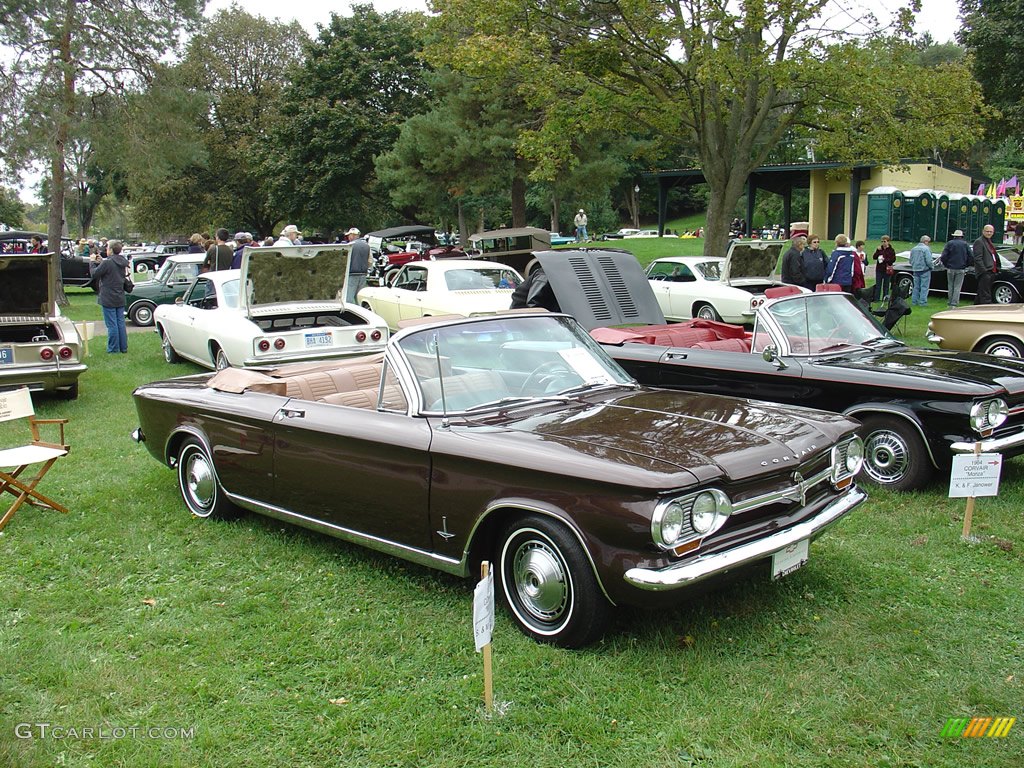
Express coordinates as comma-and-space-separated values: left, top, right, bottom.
908, 235, 933, 306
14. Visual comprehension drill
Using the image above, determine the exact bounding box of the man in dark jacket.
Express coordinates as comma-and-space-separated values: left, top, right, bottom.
940, 229, 972, 307
972, 224, 998, 304
780, 234, 806, 287
92, 239, 131, 353
509, 266, 561, 312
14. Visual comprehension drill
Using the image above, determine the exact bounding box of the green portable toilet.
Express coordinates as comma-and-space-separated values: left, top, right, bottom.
991, 198, 1006, 244
903, 189, 936, 241
948, 194, 969, 237
979, 197, 993, 242
935, 191, 951, 240
889, 189, 905, 241
867, 187, 900, 239
967, 196, 984, 240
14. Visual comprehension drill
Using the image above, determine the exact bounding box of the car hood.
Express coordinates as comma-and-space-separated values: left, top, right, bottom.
721, 240, 785, 283
816, 345, 1024, 396
535, 249, 667, 328
242, 244, 349, 309
932, 304, 1024, 322
0, 252, 55, 317
486, 388, 855, 486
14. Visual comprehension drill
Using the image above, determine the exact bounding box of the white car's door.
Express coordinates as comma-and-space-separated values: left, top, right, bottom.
174, 277, 219, 361
646, 261, 679, 319
396, 264, 431, 323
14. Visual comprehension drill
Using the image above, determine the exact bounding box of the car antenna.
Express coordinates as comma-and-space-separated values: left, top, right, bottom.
433, 332, 450, 429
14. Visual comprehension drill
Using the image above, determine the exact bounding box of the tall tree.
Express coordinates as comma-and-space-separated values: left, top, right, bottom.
432, 1, 985, 255
959, 0, 1023, 140
266, 4, 432, 233
0, 0, 202, 287
0, 186, 26, 227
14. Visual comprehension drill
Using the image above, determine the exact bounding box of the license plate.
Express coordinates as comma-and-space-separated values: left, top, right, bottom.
771, 538, 809, 580
304, 331, 333, 348
0, 347, 13, 365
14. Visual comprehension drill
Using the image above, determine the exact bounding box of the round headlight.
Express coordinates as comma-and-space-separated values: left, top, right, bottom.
987, 398, 1008, 429
691, 492, 720, 534
658, 501, 686, 546
845, 436, 864, 474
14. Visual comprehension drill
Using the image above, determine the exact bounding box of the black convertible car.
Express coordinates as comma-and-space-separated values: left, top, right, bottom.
890, 247, 1024, 304
535, 249, 1024, 491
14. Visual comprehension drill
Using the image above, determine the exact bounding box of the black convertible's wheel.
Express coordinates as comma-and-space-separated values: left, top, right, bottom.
176, 438, 234, 519
857, 415, 932, 491
895, 274, 913, 297
975, 336, 1024, 358
993, 283, 1017, 304
496, 514, 612, 648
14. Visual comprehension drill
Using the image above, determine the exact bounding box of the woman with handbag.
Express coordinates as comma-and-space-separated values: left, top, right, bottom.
872, 235, 897, 301
92, 239, 132, 354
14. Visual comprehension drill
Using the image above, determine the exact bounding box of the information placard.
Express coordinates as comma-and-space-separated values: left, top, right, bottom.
948, 453, 1002, 498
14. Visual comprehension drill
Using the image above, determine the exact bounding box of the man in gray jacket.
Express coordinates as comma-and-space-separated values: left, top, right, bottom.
939, 229, 972, 307
92, 239, 131, 353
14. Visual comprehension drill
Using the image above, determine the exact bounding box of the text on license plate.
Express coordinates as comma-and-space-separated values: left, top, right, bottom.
304, 332, 333, 348
771, 538, 809, 580
0, 347, 13, 365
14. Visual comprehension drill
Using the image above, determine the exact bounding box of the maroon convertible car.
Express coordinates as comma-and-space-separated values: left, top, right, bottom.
133, 313, 865, 647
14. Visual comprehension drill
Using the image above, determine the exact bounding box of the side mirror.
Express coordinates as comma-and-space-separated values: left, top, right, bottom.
761, 344, 787, 369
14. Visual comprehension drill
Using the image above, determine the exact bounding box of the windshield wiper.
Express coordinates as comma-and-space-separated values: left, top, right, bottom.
463, 396, 539, 412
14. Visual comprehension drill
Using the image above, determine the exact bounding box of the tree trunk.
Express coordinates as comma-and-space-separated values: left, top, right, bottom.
511, 158, 527, 227
550, 193, 560, 234
50, 13, 75, 307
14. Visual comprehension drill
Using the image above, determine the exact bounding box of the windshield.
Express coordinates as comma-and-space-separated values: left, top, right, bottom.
757, 294, 891, 356
443, 267, 522, 290
397, 315, 633, 412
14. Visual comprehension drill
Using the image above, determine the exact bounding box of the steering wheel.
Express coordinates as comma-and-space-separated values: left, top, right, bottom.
519, 360, 576, 396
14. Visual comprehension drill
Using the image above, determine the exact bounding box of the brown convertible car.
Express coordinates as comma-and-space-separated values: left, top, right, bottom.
133, 313, 865, 647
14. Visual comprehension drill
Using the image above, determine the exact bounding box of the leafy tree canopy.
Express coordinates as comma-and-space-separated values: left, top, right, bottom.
430, 0, 986, 254
959, 0, 1024, 139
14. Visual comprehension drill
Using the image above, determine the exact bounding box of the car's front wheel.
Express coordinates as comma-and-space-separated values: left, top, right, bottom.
895, 274, 914, 297
159, 327, 181, 363
176, 438, 235, 519
496, 514, 611, 648
694, 303, 722, 321
993, 283, 1018, 304
975, 335, 1024, 358
129, 302, 155, 327
857, 415, 932, 491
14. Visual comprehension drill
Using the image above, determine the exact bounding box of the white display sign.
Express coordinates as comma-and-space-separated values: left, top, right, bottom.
948, 453, 1003, 498
473, 570, 494, 652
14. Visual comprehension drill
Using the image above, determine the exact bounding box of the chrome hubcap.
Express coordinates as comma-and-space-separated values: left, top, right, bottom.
864, 430, 910, 484
995, 286, 1014, 304
512, 538, 568, 623
136, 307, 153, 325
184, 451, 215, 514
161, 335, 173, 361
988, 343, 1020, 358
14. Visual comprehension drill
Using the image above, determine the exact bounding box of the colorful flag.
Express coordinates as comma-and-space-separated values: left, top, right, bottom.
1009, 175, 1019, 194
977, 184, 986, 195
998, 178, 1007, 196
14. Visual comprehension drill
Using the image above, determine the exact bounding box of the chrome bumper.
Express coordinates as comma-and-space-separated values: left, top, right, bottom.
925, 331, 942, 344
0, 363, 87, 389
951, 429, 1024, 454
623, 487, 867, 592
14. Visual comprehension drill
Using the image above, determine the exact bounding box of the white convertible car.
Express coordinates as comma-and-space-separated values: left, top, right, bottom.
645, 240, 806, 324
154, 244, 389, 369
356, 259, 523, 330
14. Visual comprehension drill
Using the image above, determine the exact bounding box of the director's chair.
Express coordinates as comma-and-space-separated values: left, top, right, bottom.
0, 388, 70, 533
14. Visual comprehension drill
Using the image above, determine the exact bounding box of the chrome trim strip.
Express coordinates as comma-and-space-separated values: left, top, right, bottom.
623, 487, 867, 592
950, 429, 1024, 453
225, 492, 464, 576
732, 464, 833, 513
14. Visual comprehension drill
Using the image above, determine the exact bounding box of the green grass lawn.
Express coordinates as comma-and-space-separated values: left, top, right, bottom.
1, 290, 1021, 767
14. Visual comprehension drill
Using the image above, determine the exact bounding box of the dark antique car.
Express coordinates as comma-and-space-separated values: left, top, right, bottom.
365, 225, 464, 284
0, 250, 86, 398
0, 230, 92, 288
890, 247, 1024, 304
125, 252, 205, 326
133, 313, 865, 647
128, 241, 192, 274
534, 249, 1024, 492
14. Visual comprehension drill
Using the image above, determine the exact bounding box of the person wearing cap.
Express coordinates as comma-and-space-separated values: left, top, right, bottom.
909, 235, 933, 307
231, 232, 253, 269
344, 227, 370, 303
940, 229, 972, 308
573, 209, 589, 243
275, 224, 302, 247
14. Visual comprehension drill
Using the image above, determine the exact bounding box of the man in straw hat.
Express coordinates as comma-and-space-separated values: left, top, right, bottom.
940, 229, 972, 307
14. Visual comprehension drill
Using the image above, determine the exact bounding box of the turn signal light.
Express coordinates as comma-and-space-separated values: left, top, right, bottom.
355, 331, 367, 342
258, 340, 271, 352
39, 348, 54, 361
370, 330, 382, 341
273, 338, 286, 350
58, 346, 73, 359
